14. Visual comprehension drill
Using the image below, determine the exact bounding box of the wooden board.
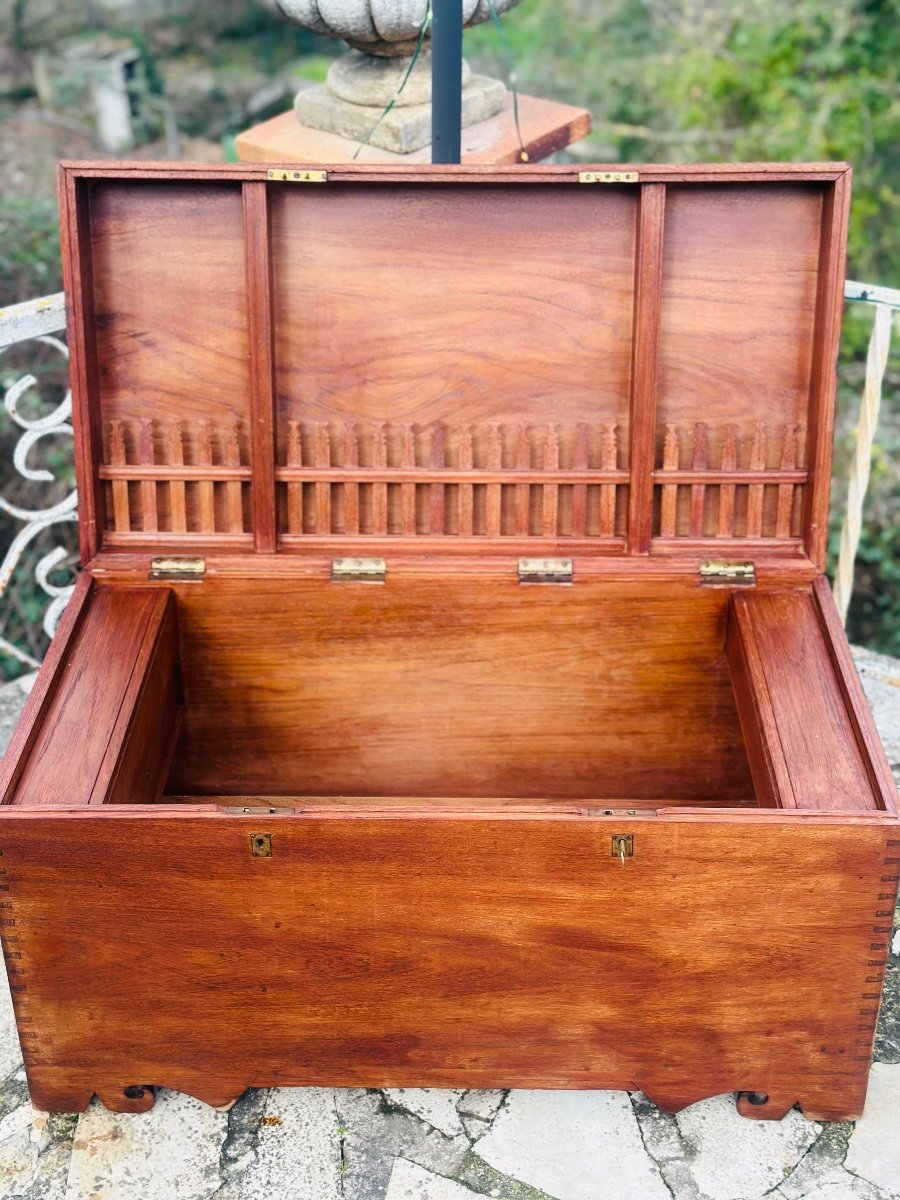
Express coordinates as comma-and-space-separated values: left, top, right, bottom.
12, 161, 894, 1125
728, 588, 883, 812
163, 575, 755, 803
56, 162, 849, 565
235, 94, 592, 167
0, 808, 894, 1119
5, 587, 180, 808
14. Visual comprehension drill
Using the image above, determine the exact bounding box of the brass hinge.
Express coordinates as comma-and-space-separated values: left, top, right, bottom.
149, 556, 206, 581
224, 806, 296, 815
332, 557, 386, 583
266, 168, 328, 183
518, 558, 574, 584
579, 170, 639, 184
699, 560, 756, 587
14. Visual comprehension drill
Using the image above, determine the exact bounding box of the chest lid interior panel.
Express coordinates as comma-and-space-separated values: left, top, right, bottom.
59, 161, 849, 570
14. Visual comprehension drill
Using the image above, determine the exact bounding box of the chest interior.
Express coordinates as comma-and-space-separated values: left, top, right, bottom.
10, 161, 886, 817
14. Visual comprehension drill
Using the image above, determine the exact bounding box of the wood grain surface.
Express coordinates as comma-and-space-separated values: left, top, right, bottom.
728, 589, 879, 811
55, 164, 849, 562
17, 162, 893, 1124
163, 575, 754, 802
0, 809, 894, 1118
6, 588, 180, 807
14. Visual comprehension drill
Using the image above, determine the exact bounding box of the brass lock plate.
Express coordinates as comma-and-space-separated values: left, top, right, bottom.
611, 833, 634, 864
250, 832, 272, 858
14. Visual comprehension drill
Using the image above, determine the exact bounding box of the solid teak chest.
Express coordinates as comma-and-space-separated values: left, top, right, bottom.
0, 160, 897, 1119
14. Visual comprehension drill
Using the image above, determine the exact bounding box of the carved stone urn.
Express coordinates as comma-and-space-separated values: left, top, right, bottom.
271, 0, 525, 153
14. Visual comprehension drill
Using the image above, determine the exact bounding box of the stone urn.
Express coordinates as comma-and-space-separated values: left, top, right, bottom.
272, 0, 525, 153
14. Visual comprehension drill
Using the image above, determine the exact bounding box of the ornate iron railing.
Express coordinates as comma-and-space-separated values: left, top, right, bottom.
0, 284, 897, 675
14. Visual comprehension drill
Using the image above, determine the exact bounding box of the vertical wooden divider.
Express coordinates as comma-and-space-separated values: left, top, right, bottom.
626, 183, 666, 555
803, 170, 851, 569
58, 168, 107, 563
242, 181, 277, 553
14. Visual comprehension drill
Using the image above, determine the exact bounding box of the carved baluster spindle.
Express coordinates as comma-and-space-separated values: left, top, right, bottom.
717, 423, 738, 537
138, 420, 158, 533
108, 419, 131, 533
747, 422, 766, 537
514, 423, 531, 536
542, 423, 560, 536
660, 424, 679, 537
690, 422, 708, 537
197, 421, 216, 533
430, 422, 446, 535
486, 423, 503, 537
224, 422, 244, 533
316, 424, 331, 535
285, 421, 303, 535
372, 422, 388, 536
599, 423, 618, 538
168, 420, 187, 533
458, 425, 474, 536
792, 429, 806, 536
343, 424, 360, 535
397, 423, 415, 535
571, 423, 589, 538
776, 423, 796, 538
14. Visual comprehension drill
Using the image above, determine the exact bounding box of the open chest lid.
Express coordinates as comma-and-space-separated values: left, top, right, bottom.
59, 161, 850, 575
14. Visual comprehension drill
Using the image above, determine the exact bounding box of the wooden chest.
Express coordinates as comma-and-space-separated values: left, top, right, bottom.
1, 161, 897, 1121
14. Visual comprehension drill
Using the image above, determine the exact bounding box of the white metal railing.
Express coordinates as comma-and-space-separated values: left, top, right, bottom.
0, 284, 897, 673
0, 295, 76, 669
834, 281, 900, 623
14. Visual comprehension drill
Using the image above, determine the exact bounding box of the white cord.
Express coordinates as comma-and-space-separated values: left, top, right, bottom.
833, 302, 894, 625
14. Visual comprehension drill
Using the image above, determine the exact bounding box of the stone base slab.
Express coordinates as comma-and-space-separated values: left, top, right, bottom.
294, 75, 506, 154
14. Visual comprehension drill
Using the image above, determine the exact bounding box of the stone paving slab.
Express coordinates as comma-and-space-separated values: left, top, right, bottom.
0, 646, 897, 1200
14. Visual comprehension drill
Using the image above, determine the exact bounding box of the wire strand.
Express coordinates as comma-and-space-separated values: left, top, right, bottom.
485, 0, 528, 161
352, 7, 433, 160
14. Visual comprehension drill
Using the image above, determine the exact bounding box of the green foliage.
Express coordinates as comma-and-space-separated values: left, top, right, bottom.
0, 195, 61, 305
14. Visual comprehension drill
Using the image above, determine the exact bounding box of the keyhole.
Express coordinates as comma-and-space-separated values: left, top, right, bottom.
250, 832, 273, 858
611, 834, 634, 865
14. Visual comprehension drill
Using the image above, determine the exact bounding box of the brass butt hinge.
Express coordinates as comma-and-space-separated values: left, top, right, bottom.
149, 557, 206, 582
579, 170, 639, 184
224, 806, 296, 815
331, 557, 386, 583
699, 561, 756, 588
518, 558, 573, 584
266, 168, 328, 183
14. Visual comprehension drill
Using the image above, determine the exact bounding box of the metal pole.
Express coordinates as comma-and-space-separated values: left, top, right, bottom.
431, 0, 463, 163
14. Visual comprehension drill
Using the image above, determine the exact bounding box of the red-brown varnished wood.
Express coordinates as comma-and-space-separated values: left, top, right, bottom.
59, 163, 852, 561
627, 183, 665, 554
655, 183, 822, 552
7, 588, 180, 807
58, 172, 106, 563
268, 183, 635, 488
164, 576, 754, 802
101, 595, 182, 806
86, 178, 252, 543
803, 170, 851, 568
0, 572, 94, 805
5, 163, 893, 1121
0, 809, 892, 1116
812, 576, 899, 812
242, 181, 277, 553
60, 161, 852, 183
727, 588, 881, 811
